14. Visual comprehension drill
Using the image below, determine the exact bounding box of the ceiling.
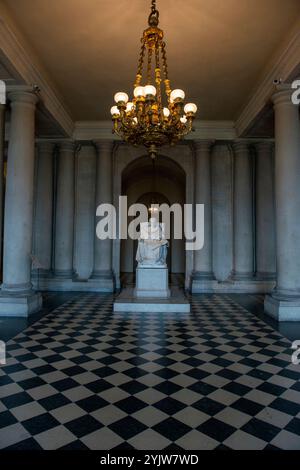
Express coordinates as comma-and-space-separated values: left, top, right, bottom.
2, 0, 300, 121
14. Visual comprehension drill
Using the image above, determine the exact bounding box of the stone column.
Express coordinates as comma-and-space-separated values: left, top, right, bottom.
74, 145, 96, 280
0, 103, 5, 268
33, 142, 55, 276
192, 140, 214, 292
255, 141, 276, 279
91, 140, 114, 288
211, 143, 233, 281
232, 142, 254, 279
265, 86, 300, 320
54, 141, 75, 278
0, 90, 42, 316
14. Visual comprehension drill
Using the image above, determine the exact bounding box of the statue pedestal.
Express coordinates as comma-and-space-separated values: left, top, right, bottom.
134, 266, 170, 298
114, 219, 190, 312
114, 285, 190, 313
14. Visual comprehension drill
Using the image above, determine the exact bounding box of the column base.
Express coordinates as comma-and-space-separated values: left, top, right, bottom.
0, 291, 42, 317
191, 271, 215, 293
88, 270, 114, 291
53, 269, 74, 278
32, 275, 114, 293
192, 271, 215, 280
256, 271, 276, 281
90, 270, 113, 279
31, 269, 52, 279
264, 294, 300, 321
191, 278, 275, 294
230, 271, 254, 281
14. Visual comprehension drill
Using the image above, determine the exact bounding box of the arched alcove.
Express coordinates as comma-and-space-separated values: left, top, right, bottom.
120, 154, 186, 281
112, 144, 194, 290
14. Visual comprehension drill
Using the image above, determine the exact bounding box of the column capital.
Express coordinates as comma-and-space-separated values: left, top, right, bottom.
232, 141, 250, 154
37, 141, 56, 155
59, 140, 76, 153
272, 84, 295, 107
194, 140, 214, 153
8, 90, 39, 108
254, 140, 274, 153
93, 140, 114, 153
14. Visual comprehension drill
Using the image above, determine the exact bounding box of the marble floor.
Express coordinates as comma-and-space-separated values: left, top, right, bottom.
0, 291, 300, 450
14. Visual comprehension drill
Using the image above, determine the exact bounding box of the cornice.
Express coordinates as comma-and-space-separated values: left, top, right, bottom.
0, 17, 74, 137
236, 26, 300, 137
73, 120, 237, 142
73, 120, 120, 141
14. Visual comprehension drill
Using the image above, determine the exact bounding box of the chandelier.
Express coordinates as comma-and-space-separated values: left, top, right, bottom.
110, 0, 197, 159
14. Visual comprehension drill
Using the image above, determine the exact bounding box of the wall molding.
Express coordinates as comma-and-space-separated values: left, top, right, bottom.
73, 120, 237, 142
236, 26, 300, 137
0, 17, 74, 136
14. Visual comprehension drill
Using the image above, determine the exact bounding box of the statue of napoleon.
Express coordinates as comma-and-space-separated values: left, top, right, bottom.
136, 218, 168, 267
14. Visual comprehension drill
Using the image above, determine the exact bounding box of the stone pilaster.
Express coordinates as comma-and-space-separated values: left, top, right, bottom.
54, 141, 76, 278
255, 141, 276, 280
192, 140, 215, 292
232, 142, 254, 280
90, 140, 114, 290
33, 142, 55, 277
265, 86, 300, 320
0, 103, 5, 267
0, 90, 42, 316
73, 144, 96, 280
211, 143, 233, 282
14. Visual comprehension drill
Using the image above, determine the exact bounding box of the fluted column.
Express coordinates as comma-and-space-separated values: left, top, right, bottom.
0, 103, 5, 268
33, 142, 55, 276
265, 86, 300, 320
92, 140, 113, 280
192, 140, 214, 285
232, 142, 254, 279
255, 141, 276, 279
0, 90, 42, 315
54, 141, 75, 277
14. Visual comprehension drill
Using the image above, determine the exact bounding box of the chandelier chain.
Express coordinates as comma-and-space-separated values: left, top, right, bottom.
135, 39, 146, 86
138, 41, 146, 75
154, 42, 163, 117
161, 41, 168, 80
147, 47, 153, 85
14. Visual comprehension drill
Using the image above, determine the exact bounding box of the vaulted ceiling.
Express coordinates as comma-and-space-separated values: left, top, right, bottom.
2, 0, 300, 121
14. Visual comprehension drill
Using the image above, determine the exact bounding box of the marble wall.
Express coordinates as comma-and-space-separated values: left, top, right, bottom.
30, 139, 276, 295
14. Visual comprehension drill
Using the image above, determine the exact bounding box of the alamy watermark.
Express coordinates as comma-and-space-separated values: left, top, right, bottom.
291, 340, 300, 365
96, 196, 204, 251
0, 340, 6, 365
291, 80, 300, 105
0, 80, 6, 105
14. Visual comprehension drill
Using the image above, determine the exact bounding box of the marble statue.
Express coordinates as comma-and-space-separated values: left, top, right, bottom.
136, 217, 168, 267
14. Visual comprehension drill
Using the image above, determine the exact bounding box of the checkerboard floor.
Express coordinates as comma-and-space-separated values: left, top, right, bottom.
1, 293, 300, 450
